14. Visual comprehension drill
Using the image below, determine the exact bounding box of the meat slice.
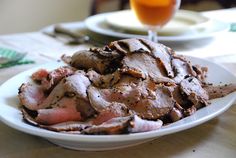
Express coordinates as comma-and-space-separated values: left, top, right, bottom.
31, 69, 48, 81
63, 71, 90, 100
22, 108, 90, 132
87, 76, 146, 113
180, 77, 209, 108
203, 83, 236, 99
92, 102, 130, 125
139, 38, 174, 77
82, 116, 131, 135
20, 71, 95, 121
87, 86, 111, 112
40, 121, 91, 132
88, 77, 175, 120
109, 38, 174, 78
70, 50, 109, 74
69, 49, 121, 74
31, 66, 75, 90
40, 71, 95, 118
121, 53, 174, 83
131, 84, 175, 119
192, 65, 208, 81
129, 115, 163, 133
22, 98, 82, 125
109, 38, 150, 55
82, 115, 163, 135
18, 83, 46, 110
87, 70, 121, 88
172, 57, 197, 83
167, 85, 192, 109
89, 47, 121, 58
36, 79, 65, 109
169, 107, 183, 122
36, 103, 82, 125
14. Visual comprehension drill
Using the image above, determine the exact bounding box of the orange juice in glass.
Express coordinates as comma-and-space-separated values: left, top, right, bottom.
130, 0, 181, 42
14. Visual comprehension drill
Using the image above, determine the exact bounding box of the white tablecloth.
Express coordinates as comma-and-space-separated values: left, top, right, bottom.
0, 8, 236, 158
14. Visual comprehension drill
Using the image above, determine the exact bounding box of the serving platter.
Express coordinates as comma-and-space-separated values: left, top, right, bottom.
85, 10, 230, 42
0, 57, 235, 151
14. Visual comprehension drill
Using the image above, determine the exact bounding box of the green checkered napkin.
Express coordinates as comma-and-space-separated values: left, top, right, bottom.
0, 47, 34, 68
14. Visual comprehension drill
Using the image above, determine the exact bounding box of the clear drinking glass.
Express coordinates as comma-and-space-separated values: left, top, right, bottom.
130, 0, 181, 42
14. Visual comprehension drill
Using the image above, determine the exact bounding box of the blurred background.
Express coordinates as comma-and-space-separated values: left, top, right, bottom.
0, 0, 235, 34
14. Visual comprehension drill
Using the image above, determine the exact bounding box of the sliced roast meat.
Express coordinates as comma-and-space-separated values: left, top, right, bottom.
20, 71, 95, 119
37, 79, 65, 109
31, 66, 75, 91
82, 115, 163, 135
82, 116, 132, 135
87, 70, 121, 88
172, 56, 197, 83
87, 86, 111, 112
110, 38, 174, 78
121, 52, 174, 83
61, 54, 71, 64
192, 65, 208, 81
31, 69, 49, 82
129, 115, 163, 133
113, 75, 141, 88
20, 38, 236, 135
184, 105, 197, 116
109, 38, 150, 55
22, 108, 39, 126
41, 71, 95, 118
167, 85, 192, 109
22, 107, 89, 132
87, 77, 146, 113
180, 76, 209, 108
203, 83, 236, 99
22, 98, 82, 125
88, 77, 175, 120
27, 96, 82, 125
70, 50, 109, 74
139, 38, 174, 77
69, 49, 120, 74
63, 71, 91, 100
169, 107, 183, 122
36, 103, 82, 125
92, 102, 130, 125
18, 83, 46, 110
87, 75, 142, 113
131, 84, 175, 119
44, 66, 75, 89
89, 47, 121, 58
40, 121, 91, 132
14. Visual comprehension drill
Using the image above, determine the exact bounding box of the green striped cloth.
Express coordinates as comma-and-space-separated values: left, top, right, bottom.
0, 47, 34, 68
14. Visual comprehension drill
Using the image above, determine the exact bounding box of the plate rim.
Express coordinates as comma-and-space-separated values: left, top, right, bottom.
105, 9, 210, 33
85, 11, 230, 41
0, 57, 235, 143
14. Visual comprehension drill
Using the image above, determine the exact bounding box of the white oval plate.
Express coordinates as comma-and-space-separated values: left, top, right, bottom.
0, 58, 236, 151
85, 11, 230, 42
106, 10, 209, 34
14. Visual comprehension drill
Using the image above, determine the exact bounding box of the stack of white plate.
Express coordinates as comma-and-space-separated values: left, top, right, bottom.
85, 10, 230, 42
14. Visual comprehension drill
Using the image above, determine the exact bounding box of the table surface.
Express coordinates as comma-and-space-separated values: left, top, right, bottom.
0, 8, 236, 158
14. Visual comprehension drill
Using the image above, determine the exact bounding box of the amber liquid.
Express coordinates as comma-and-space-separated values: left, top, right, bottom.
130, 0, 177, 26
